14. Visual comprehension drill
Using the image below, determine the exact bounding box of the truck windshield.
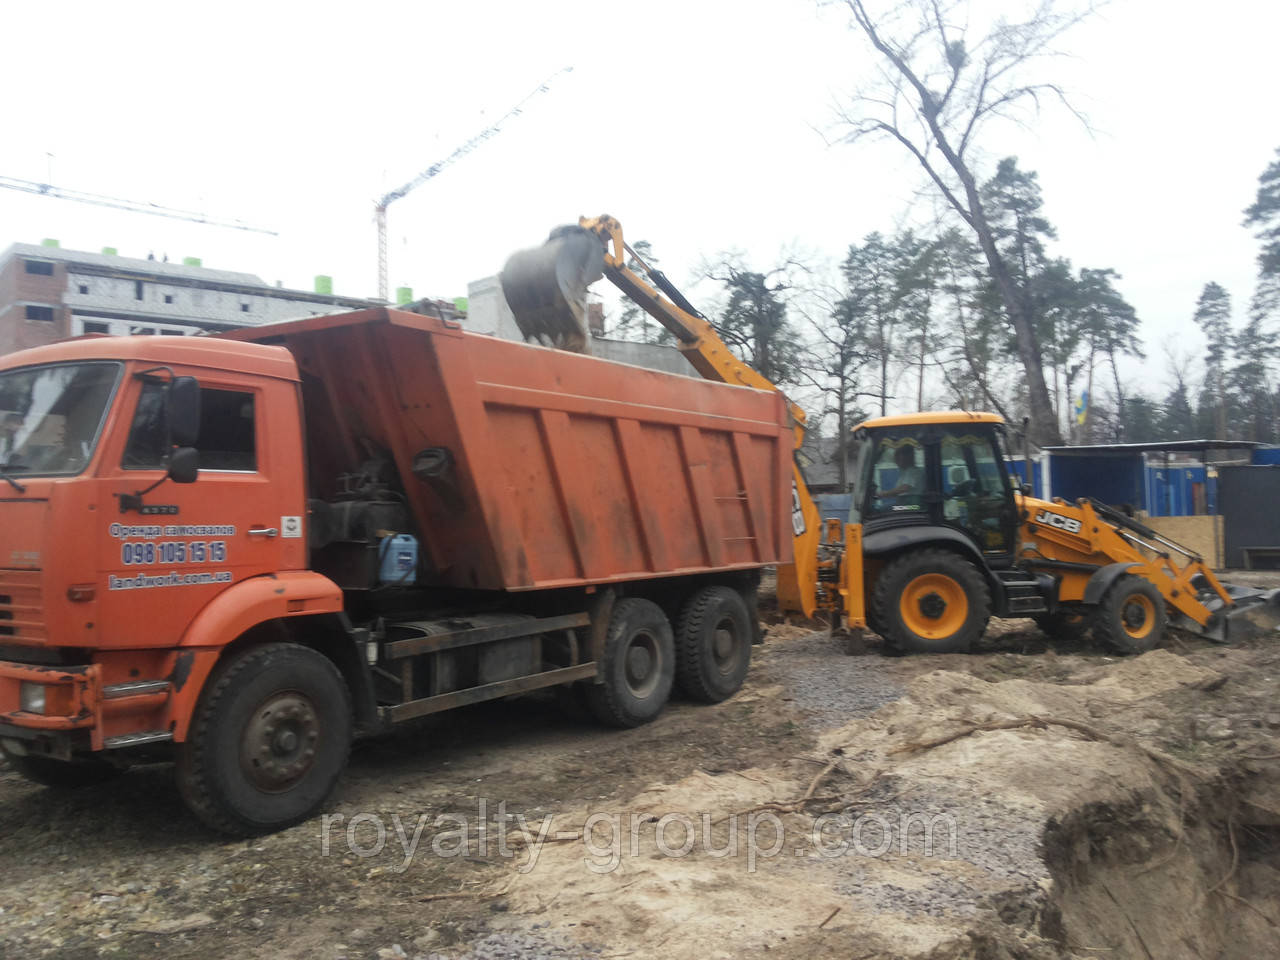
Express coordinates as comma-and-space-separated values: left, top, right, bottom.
0, 362, 122, 476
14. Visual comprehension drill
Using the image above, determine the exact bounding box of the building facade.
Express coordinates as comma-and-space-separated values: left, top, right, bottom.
0, 243, 378, 356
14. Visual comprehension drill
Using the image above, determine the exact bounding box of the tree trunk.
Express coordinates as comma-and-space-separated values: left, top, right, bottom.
968, 205, 1061, 444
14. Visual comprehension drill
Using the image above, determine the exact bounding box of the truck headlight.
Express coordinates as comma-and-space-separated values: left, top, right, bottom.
19, 682, 46, 714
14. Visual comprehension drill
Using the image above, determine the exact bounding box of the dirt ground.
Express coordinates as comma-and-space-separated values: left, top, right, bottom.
2, 593, 1279, 960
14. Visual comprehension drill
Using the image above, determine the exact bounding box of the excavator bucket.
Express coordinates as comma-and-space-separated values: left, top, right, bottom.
499, 225, 605, 353
1199, 585, 1280, 642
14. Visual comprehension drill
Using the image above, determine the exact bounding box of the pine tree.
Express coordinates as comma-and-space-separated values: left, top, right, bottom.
1192, 282, 1233, 439
713, 268, 802, 388
1244, 148, 1280, 321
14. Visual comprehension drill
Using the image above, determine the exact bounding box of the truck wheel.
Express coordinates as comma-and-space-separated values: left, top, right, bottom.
176, 643, 352, 836
871, 549, 990, 654
1095, 577, 1166, 654
675, 585, 752, 703
1034, 609, 1093, 644
586, 598, 675, 728
0, 745, 122, 788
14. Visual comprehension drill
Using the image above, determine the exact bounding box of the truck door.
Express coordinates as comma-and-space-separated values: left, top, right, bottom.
95, 371, 300, 648
937, 426, 1018, 561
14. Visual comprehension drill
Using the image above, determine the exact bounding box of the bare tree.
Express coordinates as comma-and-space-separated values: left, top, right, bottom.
831, 0, 1098, 445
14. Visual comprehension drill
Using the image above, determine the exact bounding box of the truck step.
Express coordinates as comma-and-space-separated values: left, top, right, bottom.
102, 680, 171, 699
103, 730, 173, 749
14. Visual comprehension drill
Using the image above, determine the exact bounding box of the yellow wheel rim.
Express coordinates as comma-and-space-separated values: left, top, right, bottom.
900, 573, 969, 639
1121, 594, 1156, 639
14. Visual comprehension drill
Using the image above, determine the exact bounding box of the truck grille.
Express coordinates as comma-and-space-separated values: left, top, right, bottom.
0, 569, 46, 643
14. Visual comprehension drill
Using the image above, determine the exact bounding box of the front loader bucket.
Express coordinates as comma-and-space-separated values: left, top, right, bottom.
499, 225, 605, 353
1199, 587, 1280, 642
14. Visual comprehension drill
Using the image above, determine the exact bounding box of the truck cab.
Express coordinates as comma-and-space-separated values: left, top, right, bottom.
0, 335, 318, 765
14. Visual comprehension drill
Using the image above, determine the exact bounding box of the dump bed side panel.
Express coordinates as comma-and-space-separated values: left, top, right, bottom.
228, 309, 793, 591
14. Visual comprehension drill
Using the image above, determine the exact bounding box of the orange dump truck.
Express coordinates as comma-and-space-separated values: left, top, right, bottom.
0, 308, 792, 833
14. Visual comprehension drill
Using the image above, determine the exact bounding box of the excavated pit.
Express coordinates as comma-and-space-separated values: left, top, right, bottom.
488, 642, 1280, 960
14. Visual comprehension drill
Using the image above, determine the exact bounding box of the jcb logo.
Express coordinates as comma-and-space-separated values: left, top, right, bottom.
791, 481, 806, 536
1035, 510, 1082, 534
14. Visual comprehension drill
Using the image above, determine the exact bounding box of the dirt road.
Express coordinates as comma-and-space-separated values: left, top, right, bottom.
2, 619, 1278, 960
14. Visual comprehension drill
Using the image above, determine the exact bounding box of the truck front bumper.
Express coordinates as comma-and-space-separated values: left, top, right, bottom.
0, 659, 102, 755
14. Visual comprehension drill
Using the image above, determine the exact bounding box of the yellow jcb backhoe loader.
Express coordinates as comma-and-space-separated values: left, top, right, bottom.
500, 216, 1280, 654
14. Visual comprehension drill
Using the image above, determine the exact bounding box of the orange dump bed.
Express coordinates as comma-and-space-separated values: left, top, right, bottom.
226, 308, 793, 592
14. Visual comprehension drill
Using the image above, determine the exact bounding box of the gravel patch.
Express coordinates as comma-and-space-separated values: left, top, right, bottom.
825, 781, 1050, 920
766, 628, 906, 725
422, 931, 603, 960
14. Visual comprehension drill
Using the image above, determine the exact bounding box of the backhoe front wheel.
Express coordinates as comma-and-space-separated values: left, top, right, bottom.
872, 549, 991, 654
176, 643, 352, 836
1096, 577, 1166, 654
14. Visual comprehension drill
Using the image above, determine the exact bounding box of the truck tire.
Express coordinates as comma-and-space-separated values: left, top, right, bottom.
176, 643, 352, 836
0, 746, 122, 788
1095, 577, 1166, 654
1033, 609, 1093, 644
871, 549, 990, 654
675, 585, 752, 703
586, 598, 675, 728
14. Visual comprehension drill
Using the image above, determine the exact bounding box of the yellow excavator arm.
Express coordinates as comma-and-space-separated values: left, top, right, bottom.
502, 214, 823, 616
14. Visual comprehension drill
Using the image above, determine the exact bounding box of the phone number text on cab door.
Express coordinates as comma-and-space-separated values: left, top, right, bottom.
120, 540, 228, 565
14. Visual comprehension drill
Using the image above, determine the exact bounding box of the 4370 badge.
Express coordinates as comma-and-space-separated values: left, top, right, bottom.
120, 540, 228, 565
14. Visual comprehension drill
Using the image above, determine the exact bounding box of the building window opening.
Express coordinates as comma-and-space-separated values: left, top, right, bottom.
23, 260, 54, 276
83, 321, 110, 334
24, 305, 55, 322
78, 284, 89, 295
240, 303, 250, 313
164, 294, 174, 304
134, 280, 144, 300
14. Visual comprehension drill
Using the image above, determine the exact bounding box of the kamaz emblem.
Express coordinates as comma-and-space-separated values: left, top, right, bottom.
1035, 510, 1082, 534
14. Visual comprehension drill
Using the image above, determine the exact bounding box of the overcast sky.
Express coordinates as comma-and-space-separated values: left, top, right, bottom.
2, 0, 1277, 407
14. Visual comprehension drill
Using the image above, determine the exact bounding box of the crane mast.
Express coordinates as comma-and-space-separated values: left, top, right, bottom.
374, 66, 572, 301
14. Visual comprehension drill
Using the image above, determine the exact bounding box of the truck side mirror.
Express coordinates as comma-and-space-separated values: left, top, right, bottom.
167, 377, 201, 448
168, 446, 200, 484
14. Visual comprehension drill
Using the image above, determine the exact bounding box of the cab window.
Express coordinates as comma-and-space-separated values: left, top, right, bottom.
863, 432, 926, 519
123, 383, 257, 471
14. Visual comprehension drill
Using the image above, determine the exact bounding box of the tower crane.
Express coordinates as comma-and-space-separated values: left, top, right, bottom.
0, 175, 277, 235
375, 66, 572, 301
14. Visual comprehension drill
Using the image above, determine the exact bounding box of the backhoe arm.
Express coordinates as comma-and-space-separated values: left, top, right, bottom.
580, 217, 797, 411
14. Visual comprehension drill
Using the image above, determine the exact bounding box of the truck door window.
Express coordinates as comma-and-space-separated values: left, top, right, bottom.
940, 430, 1010, 553
124, 385, 257, 472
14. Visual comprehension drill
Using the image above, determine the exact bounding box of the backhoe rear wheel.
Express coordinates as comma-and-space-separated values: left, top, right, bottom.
1096, 576, 1166, 654
872, 549, 991, 654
